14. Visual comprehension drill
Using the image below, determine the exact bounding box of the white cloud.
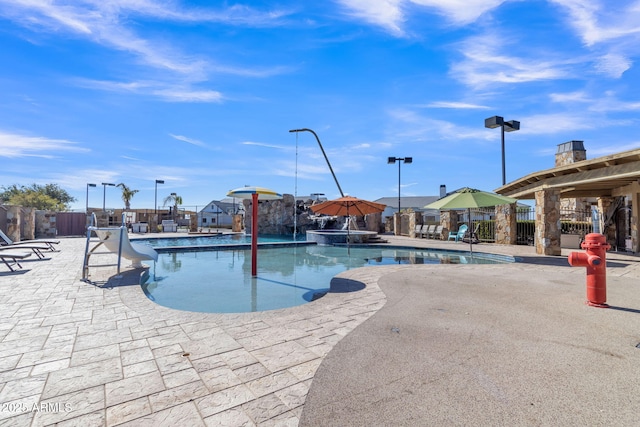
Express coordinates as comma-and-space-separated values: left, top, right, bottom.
169, 134, 206, 147
549, 0, 640, 46
409, 0, 505, 25
0, 131, 89, 158
335, 0, 506, 35
424, 101, 491, 109
450, 34, 570, 88
335, 0, 405, 36
594, 53, 632, 78
549, 91, 591, 103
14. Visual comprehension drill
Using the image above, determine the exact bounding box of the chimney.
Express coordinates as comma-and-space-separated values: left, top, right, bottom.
556, 141, 586, 167
439, 185, 446, 198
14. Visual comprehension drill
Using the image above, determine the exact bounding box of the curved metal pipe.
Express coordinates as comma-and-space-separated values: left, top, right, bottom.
289, 128, 345, 197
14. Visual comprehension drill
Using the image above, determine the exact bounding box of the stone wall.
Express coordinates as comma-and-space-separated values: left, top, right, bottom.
35, 210, 57, 238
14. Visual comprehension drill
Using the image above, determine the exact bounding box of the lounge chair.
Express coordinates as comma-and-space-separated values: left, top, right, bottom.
430, 225, 444, 239
447, 224, 468, 242
413, 225, 424, 238
0, 244, 48, 259
0, 229, 60, 252
0, 250, 32, 272
422, 225, 436, 238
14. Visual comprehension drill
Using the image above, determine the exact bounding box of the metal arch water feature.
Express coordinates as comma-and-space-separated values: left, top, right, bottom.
289, 128, 345, 197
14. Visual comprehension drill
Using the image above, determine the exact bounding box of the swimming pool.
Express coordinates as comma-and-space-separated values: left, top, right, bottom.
133, 233, 305, 248
142, 245, 513, 314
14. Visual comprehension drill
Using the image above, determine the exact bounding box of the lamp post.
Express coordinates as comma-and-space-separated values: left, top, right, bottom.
154, 180, 164, 216
86, 183, 96, 213
101, 183, 115, 212
387, 157, 412, 213
484, 116, 520, 185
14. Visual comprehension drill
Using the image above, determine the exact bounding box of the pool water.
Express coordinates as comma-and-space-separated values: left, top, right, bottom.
133, 234, 305, 248
142, 245, 512, 314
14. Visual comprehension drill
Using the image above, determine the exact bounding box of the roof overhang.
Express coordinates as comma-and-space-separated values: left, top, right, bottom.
495, 148, 640, 199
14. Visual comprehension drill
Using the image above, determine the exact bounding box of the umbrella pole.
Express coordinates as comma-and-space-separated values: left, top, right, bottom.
468, 208, 473, 254
251, 193, 258, 277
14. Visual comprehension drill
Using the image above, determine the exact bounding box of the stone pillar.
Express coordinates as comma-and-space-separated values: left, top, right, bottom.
440, 210, 457, 237
6, 206, 21, 241
23, 208, 36, 240
535, 189, 561, 255
393, 212, 401, 236
495, 203, 517, 245
597, 197, 616, 247
189, 214, 198, 232
408, 211, 420, 238
631, 193, 640, 253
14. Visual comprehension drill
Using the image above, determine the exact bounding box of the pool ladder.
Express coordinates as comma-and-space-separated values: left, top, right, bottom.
82, 213, 126, 281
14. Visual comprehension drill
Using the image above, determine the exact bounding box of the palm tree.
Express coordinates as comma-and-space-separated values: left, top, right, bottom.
163, 193, 183, 221
117, 183, 139, 210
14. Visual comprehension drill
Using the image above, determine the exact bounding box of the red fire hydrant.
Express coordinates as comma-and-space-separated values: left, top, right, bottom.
567, 233, 611, 307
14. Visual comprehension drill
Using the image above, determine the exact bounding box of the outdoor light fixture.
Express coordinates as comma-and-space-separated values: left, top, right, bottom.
485, 115, 520, 186
155, 179, 164, 216
101, 183, 115, 212
387, 157, 412, 213
86, 183, 96, 214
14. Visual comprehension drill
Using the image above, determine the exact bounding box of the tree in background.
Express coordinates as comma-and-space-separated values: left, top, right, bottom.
163, 193, 183, 221
116, 183, 139, 210
0, 183, 76, 211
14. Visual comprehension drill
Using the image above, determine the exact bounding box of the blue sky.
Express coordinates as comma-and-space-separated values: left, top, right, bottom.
1, 1, 639, 212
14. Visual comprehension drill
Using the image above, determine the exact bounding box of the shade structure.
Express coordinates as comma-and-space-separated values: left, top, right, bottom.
226, 186, 283, 201
310, 196, 386, 217
226, 186, 283, 276
424, 187, 518, 252
424, 187, 517, 210
311, 196, 386, 253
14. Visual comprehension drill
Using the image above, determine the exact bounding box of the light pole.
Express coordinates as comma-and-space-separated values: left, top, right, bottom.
387, 157, 412, 213
485, 116, 520, 185
155, 180, 164, 217
86, 183, 96, 213
101, 183, 115, 212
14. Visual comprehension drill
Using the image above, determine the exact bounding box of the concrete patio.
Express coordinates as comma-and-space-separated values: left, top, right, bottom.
1, 234, 639, 426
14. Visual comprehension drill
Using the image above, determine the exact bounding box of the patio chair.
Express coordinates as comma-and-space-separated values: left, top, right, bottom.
0, 244, 48, 260
414, 225, 424, 238
422, 225, 436, 238
430, 225, 444, 239
447, 224, 468, 242
0, 229, 60, 252
0, 249, 32, 272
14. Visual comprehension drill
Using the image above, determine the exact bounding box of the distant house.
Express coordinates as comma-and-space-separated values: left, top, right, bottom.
374, 196, 442, 222
197, 199, 242, 227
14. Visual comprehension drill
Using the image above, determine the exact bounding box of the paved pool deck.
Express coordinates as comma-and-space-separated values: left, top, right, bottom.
1, 234, 639, 426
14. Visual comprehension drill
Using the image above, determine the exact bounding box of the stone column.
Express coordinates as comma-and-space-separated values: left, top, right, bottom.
189, 214, 198, 232
440, 210, 457, 237
23, 208, 36, 240
393, 212, 401, 236
535, 189, 561, 255
495, 203, 517, 245
631, 193, 640, 253
6, 206, 21, 241
597, 197, 616, 247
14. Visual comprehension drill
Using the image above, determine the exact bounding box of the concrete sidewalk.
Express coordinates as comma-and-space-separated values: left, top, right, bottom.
1, 234, 639, 426
300, 240, 640, 426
